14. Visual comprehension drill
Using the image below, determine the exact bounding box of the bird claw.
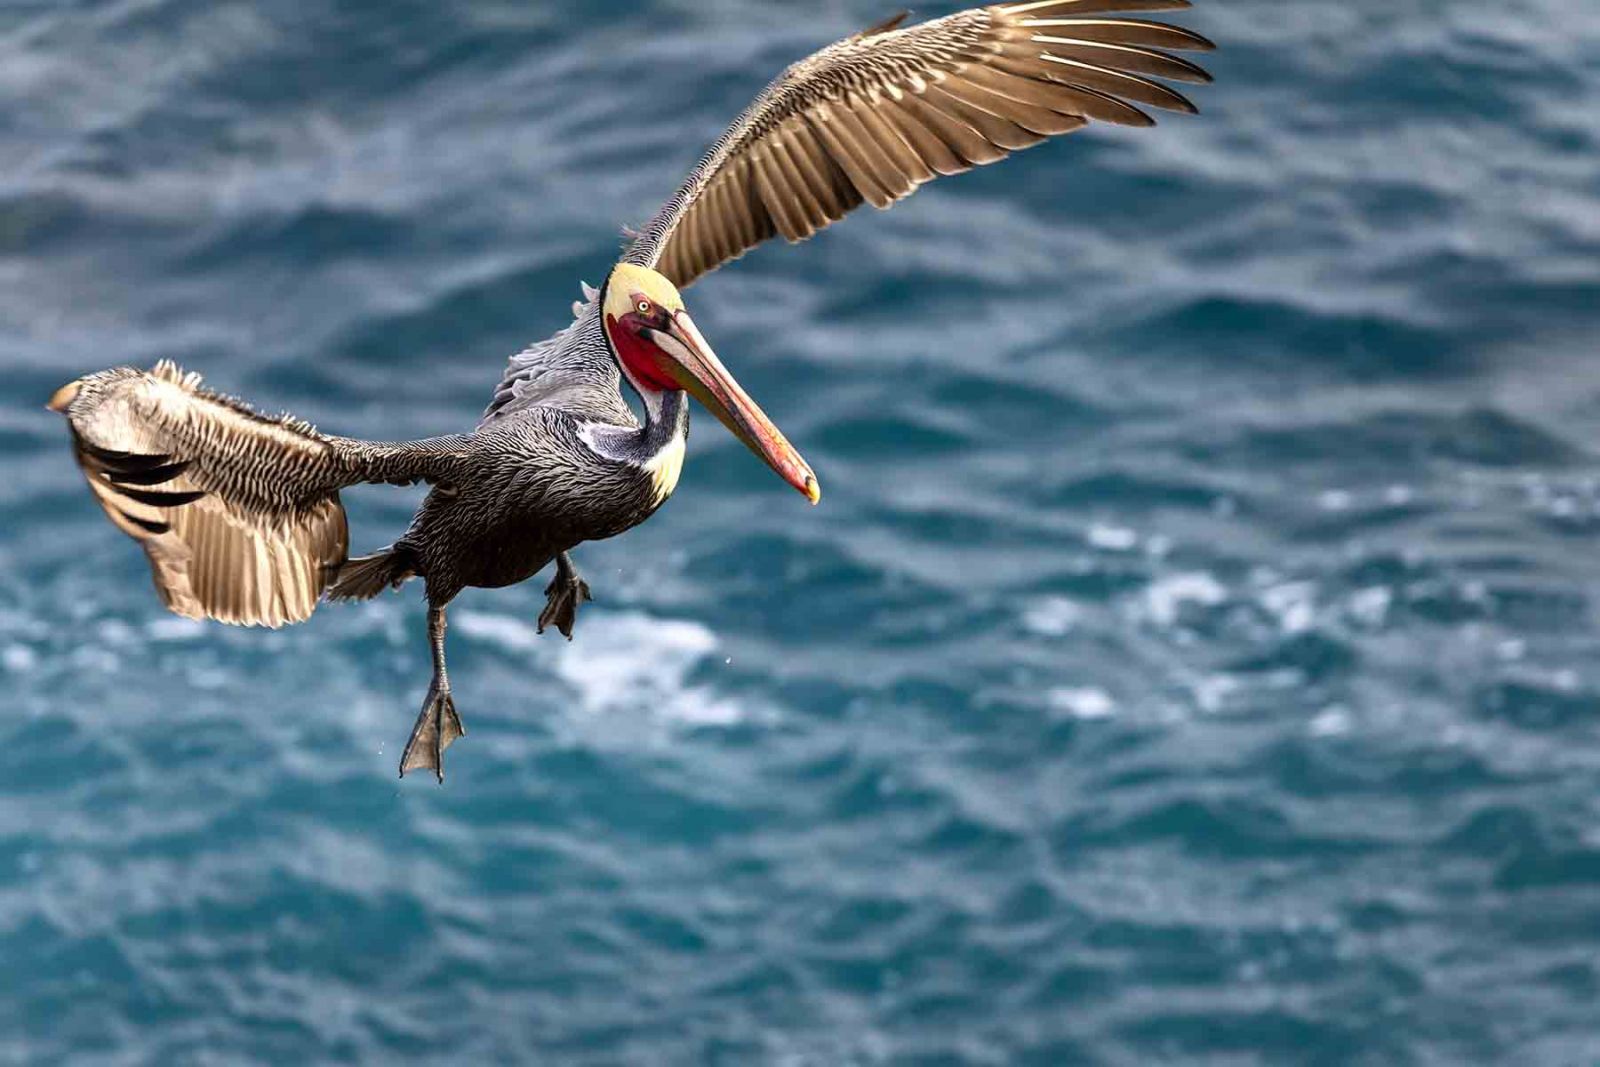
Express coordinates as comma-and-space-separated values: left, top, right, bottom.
538, 574, 592, 640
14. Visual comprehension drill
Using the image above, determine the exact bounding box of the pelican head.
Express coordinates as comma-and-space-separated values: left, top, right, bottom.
602, 263, 819, 504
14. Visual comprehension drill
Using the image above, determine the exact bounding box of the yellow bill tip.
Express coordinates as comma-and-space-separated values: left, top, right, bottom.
47, 380, 80, 413
804, 475, 821, 505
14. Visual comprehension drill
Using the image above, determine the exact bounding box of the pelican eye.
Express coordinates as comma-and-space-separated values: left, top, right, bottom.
636, 299, 653, 315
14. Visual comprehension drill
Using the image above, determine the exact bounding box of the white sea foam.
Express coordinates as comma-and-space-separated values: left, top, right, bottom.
1310, 707, 1351, 736
145, 616, 207, 642
456, 608, 741, 725
1, 644, 37, 673
1048, 687, 1116, 720
1191, 673, 1240, 714
1317, 489, 1353, 511
1087, 523, 1139, 551
1144, 573, 1227, 627
551, 611, 736, 724
1260, 581, 1316, 634
452, 611, 542, 654
1347, 586, 1392, 627
1022, 596, 1082, 637
1496, 639, 1526, 662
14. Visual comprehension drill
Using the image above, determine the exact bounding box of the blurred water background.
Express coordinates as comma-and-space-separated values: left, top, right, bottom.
3, 0, 1600, 1062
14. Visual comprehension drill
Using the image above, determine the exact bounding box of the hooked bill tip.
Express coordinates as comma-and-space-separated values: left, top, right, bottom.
804, 475, 821, 505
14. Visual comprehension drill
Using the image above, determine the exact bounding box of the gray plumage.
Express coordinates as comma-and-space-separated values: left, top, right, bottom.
51, 0, 1212, 781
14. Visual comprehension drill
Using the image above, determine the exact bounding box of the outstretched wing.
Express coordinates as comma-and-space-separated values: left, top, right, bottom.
623, 0, 1212, 288
54, 362, 376, 627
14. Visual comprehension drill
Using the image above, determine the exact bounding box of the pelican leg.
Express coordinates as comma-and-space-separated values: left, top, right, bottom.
399, 605, 465, 782
537, 551, 592, 640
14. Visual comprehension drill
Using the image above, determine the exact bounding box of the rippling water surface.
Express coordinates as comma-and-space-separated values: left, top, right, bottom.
4, 0, 1600, 1062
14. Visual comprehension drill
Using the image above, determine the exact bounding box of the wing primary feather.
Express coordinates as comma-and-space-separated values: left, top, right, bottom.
727, 159, 765, 245
110, 485, 208, 508
751, 146, 810, 240
783, 121, 850, 217
879, 98, 970, 176
857, 10, 912, 37
683, 198, 710, 278
77, 443, 177, 471
811, 109, 896, 207
104, 460, 193, 487
770, 128, 832, 230
835, 102, 915, 198
811, 122, 867, 215
1017, 37, 1212, 82
717, 173, 748, 257
852, 101, 935, 186
1037, 72, 1157, 125
120, 511, 171, 535
743, 157, 783, 246
1040, 53, 1196, 112
706, 177, 737, 261
900, 90, 1008, 165
940, 70, 1092, 136
1020, 18, 1216, 51
988, 50, 1197, 112
922, 82, 1045, 150
1002, 0, 1192, 13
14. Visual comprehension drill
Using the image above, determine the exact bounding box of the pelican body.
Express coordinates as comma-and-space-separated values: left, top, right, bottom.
51, 1, 1213, 779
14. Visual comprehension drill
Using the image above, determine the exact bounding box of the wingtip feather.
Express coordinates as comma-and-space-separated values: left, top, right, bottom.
47, 380, 80, 413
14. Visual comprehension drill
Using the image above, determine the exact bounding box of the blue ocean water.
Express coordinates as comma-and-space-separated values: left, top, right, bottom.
4, 0, 1600, 1061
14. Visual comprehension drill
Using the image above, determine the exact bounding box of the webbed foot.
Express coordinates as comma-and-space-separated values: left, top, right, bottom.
399, 682, 465, 783
538, 572, 592, 640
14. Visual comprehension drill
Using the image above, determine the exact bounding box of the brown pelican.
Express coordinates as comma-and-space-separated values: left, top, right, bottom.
49, 1, 1212, 780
